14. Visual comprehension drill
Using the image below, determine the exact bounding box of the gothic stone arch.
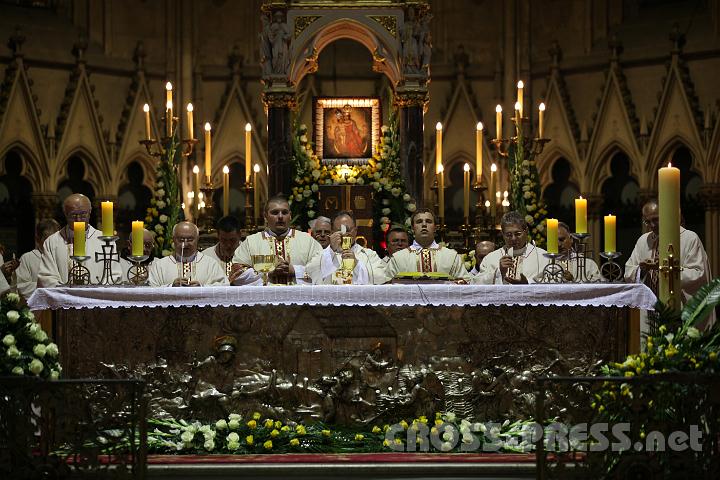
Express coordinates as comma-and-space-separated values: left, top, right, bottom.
261, 2, 430, 204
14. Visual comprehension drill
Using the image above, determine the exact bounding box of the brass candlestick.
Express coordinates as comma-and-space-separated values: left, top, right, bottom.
244, 181, 255, 229
65, 255, 91, 286
599, 251, 623, 283
127, 255, 150, 286
197, 181, 217, 234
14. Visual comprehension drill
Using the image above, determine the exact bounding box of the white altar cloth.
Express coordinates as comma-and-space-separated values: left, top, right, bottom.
28, 283, 656, 311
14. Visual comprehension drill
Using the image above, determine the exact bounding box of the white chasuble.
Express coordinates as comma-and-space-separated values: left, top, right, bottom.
475, 244, 549, 284
386, 241, 471, 282
306, 244, 388, 285
148, 252, 229, 287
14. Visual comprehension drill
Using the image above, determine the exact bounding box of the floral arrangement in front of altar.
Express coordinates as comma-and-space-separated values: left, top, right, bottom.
290, 109, 416, 250
589, 278, 720, 474
507, 125, 548, 248
146, 411, 537, 455
0, 293, 61, 379
144, 134, 183, 257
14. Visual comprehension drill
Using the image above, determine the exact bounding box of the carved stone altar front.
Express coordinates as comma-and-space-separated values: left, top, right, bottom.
56, 304, 626, 425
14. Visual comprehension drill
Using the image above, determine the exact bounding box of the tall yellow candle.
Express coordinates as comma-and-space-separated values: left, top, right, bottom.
517, 80, 524, 117
475, 122, 483, 183
435, 122, 442, 174
166, 100, 173, 137
495, 105, 502, 140
658, 162, 681, 309
245, 123, 252, 183
575, 197, 587, 234
463, 163, 470, 222
131, 221, 144, 257
143, 103, 151, 140
101, 201, 114, 237
604, 215, 617, 253
223, 165, 230, 216
165, 82, 173, 137
546, 218, 559, 254
490, 163, 497, 220
73, 222, 86, 257
186, 103, 194, 139
538, 102, 546, 138
253, 163, 261, 222
438, 165, 445, 222
204, 122, 212, 184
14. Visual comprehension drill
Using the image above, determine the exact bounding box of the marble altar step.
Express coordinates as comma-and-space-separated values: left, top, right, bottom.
146, 453, 537, 479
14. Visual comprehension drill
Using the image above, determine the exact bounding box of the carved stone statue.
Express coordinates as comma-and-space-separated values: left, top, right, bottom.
262, 10, 291, 75
400, 7, 420, 73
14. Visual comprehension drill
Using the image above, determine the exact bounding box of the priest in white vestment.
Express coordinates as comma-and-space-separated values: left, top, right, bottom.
231, 194, 322, 285
476, 211, 549, 284
625, 200, 712, 327
119, 228, 156, 283
382, 227, 410, 263
557, 222, 601, 282
306, 211, 387, 284
469, 240, 495, 275
309, 216, 332, 249
38, 194, 122, 287
15, 219, 60, 300
0, 253, 10, 296
148, 222, 228, 287
386, 208, 471, 282
202, 215, 241, 279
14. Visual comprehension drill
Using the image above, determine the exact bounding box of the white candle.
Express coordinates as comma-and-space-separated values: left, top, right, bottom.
539, 102, 546, 138
435, 122, 442, 174
516, 80, 524, 117
186, 103, 194, 139
204, 123, 212, 184
245, 123, 252, 184
143, 103, 151, 140
476, 122, 483, 183
495, 105, 502, 140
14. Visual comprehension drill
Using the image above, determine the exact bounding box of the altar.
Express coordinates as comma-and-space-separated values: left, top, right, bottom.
29, 284, 655, 426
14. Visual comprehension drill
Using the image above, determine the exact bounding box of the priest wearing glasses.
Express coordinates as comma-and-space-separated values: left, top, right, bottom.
475, 211, 548, 284
306, 210, 387, 284
231, 194, 322, 285
386, 208, 471, 282
148, 222, 228, 287
38, 193, 122, 287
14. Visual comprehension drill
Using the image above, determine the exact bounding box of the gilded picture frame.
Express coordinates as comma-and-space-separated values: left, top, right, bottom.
314, 97, 381, 165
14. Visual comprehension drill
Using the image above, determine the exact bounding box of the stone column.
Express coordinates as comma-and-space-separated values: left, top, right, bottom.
32, 192, 58, 222
586, 193, 604, 261
699, 183, 720, 276
263, 89, 297, 197
394, 90, 428, 206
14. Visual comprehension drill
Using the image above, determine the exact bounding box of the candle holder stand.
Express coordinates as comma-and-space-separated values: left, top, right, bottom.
539, 252, 566, 284
658, 244, 684, 310
599, 251, 623, 283
570, 233, 597, 283
197, 182, 217, 234
95, 236, 122, 285
140, 112, 198, 158
459, 223, 473, 251
244, 181, 256, 230
64, 255, 91, 286
127, 255, 150, 286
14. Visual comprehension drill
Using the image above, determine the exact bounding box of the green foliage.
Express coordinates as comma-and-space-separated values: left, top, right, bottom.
144, 134, 183, 257
508, 123, 548, 247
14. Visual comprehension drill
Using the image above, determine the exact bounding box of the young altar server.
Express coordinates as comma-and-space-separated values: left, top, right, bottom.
231, 194, 323, 285
15, 219, 60, 300
202, 215, 242, 279
148, 221, 228, 287
38, 193, 123, 287
557, 221, 601, 282
625, 199, 712, 326
386, 208, 471, 282
119, 228, 156, 282
306, 210, 387, 285
475, 211, 548, 284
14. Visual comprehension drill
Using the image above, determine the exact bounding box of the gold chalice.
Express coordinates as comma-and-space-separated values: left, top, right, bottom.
251, 254, 277, 286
